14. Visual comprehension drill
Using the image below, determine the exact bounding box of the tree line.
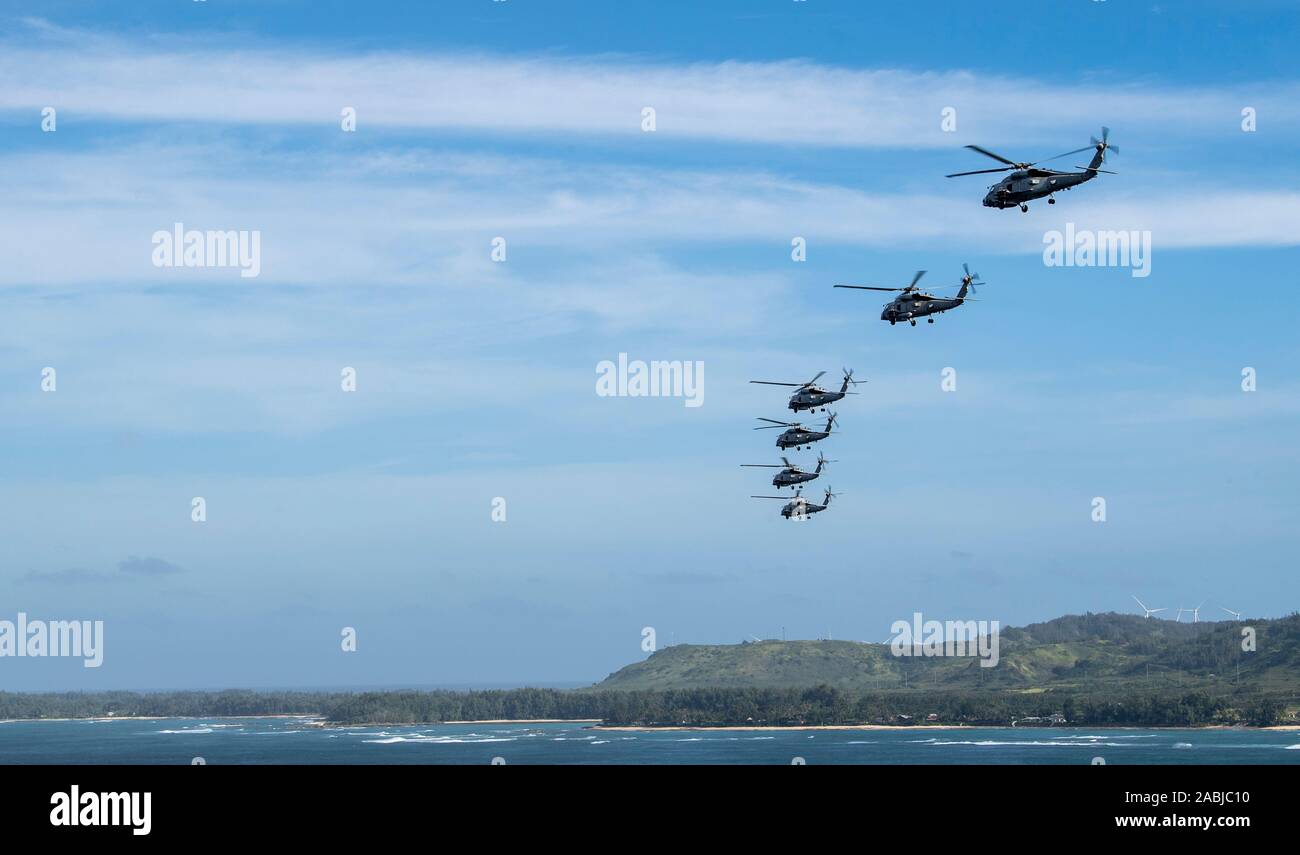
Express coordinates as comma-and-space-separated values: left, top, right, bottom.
1, 685, 1290, 727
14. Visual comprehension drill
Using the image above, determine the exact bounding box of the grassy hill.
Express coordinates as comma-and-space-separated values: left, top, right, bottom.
596, 612, 1300, 695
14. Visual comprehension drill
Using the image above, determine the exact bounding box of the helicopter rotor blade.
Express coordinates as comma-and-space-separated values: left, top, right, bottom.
1075, 165, 1118, 174
964, 144, 1020, 166
755, 417, 795, 425
906, 270, 927, 290
835, 285, 903, 292
750, 380, 803, 387
1033, 145, 1094, 166
804, 370, 826, 388
946, 167, 1014, 178
740, 464, 784, 468
1089, 127, 1118, 158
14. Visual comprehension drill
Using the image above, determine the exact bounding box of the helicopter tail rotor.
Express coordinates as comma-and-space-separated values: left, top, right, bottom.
1086, 127, 1118, 171
958, 262, 985, 299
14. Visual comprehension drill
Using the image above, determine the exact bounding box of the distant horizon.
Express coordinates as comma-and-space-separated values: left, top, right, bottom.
4, 608, 1290, 695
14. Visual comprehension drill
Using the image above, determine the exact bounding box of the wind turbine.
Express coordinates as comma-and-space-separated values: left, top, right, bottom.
1222, 607, 1243, 620
1175, 606, 1186, 623
1192, 601, 1205, 624
1132, 595, 1166, 619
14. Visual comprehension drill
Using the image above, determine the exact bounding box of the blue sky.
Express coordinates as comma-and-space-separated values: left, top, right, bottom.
0, 1, 1297, 690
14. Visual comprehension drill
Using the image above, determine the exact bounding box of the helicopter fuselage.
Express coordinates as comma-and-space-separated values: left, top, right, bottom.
773, 468, 820, 488
788, 388, 845, 412
882, 293, 965, 324
776, 427, 829, 449
781, 498, 828, 518
983, 169, 1093, 208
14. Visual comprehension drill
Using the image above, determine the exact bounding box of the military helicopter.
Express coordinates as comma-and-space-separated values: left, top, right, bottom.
751, 486, 840, 520
946, 127, 1118, 212
741, 452, 835, 489
749, 369, 861, 413
835, 265, 983, 326
754, 413, 837, 450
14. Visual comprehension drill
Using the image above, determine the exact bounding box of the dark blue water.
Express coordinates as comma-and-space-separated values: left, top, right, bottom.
2, 718, 1297, 764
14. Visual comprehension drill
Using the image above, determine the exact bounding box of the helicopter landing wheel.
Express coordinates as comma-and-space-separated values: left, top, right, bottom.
1020, 204, 1029, 212
910, 319, 917, 326
928, 317, 934, 323
1048, 197, 1056, 205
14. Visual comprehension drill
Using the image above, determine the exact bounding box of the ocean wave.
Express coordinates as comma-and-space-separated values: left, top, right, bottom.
156, 727, 214, 734
1051, 734, 1160, 740
362, 735, 517, 745
918, 739, 1133, 748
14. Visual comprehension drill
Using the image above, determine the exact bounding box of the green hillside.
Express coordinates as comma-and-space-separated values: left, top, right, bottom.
597, 612, 1300, 695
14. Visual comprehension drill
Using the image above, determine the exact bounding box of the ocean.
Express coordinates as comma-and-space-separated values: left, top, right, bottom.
2, 718, 1298, 764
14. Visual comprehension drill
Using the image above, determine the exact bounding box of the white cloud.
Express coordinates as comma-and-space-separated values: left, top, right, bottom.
3, 21, 1298, 146
1, 144, 1297, 297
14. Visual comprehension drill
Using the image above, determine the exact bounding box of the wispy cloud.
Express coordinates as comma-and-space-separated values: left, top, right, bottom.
3, 20, 1298, 146
21, 556, 184, 583
1, 143, 1297, 297
117, 555, 184, 576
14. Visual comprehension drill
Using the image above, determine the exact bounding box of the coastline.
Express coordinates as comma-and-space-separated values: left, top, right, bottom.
0, 714, 322, 725
592, 723, 970, 732
593, 723, 1300, 732
3, 715, 1296, 731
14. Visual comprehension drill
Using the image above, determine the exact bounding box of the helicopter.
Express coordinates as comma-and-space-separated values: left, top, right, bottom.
749, 369, 861, 413
741, 452, 835, 489
754, 413, 837, 450
751, 486, 839, 519
835, 265, 983, 326
946, 127, 1118, 212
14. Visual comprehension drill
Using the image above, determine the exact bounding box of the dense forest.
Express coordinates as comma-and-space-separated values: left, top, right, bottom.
0, 684, 1291, 728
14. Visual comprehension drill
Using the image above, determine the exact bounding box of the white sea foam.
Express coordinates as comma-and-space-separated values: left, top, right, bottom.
917, 738, 1131, 748
362, 735, 517, 745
